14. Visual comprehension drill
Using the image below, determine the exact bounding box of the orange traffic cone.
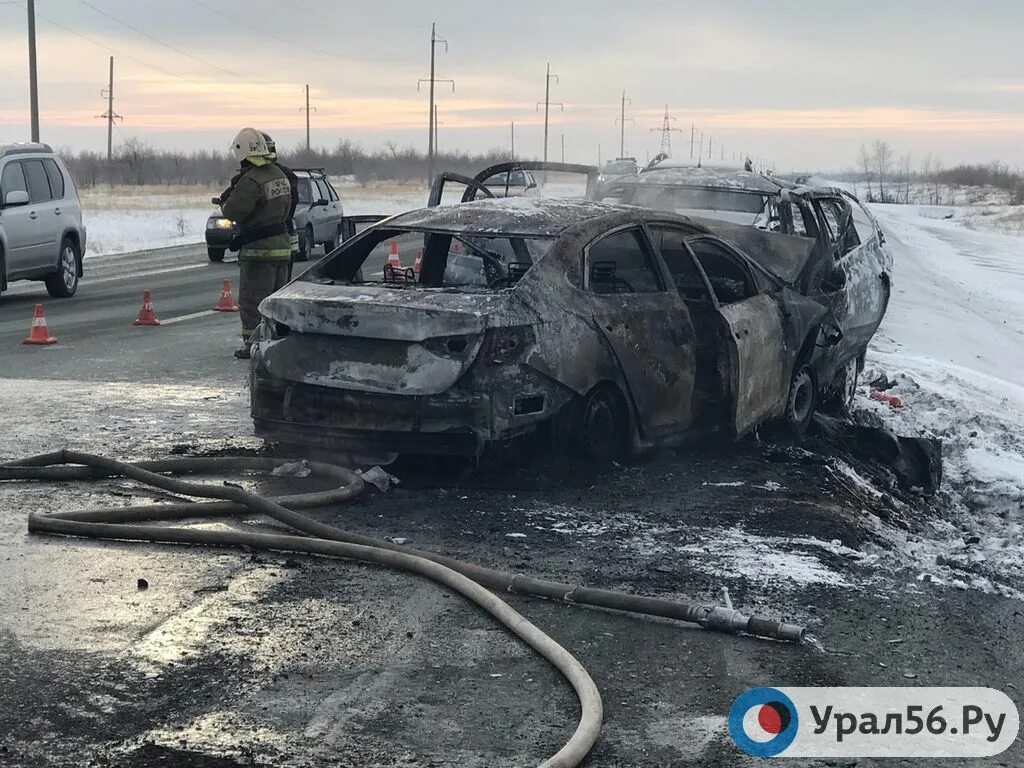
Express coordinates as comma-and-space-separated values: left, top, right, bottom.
212, 280, 239, 312
22, 304, 57, 345
386, 240, 402, 269
412, 249, 423, 275
133, 289, 160, 326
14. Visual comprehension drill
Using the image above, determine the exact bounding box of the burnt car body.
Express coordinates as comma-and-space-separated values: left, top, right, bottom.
595, 164, 893, 404
249, 193, 846, 462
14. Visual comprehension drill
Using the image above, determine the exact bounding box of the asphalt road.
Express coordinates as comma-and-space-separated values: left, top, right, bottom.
0, 245, 1021, 767
0, 245, 248, 384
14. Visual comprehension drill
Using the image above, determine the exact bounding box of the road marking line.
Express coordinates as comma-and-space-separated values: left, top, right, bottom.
160, 309, 222, 325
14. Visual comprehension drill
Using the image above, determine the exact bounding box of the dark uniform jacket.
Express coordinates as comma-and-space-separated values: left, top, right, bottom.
221, 160, 292, 261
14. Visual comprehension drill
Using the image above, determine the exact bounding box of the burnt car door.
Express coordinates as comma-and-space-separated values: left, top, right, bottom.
583, 226, 697, 438
812, 195, 888, 359
682, 235, 789, 435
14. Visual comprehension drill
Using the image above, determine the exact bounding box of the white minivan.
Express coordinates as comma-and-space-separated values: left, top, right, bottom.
0, 143, 86, 298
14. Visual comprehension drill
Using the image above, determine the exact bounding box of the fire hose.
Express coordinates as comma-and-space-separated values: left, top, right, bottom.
1, 450, 806, 767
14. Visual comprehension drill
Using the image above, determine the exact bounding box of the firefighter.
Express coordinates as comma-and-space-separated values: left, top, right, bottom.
221, 127, 293, 359
259, 131, 301, 278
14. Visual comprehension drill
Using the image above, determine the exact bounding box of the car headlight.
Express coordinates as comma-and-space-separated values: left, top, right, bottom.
207, 217, 233, 230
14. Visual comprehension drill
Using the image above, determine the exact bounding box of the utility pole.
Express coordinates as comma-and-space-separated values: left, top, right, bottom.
708, 135, 712, 160
300, 84, 317, 152
510, 121, 515, 160
560, 133, 565, 163
27, 0, 39, 141
598, 144, 602, 166
536, 63, 562, 164
96, 56, 123, 162
434, 104, 439, 157
698, 132, 704, 165
615, 90, 633, 158
650, 104, 682, 157
418, 23, 453, 183
690, 123, 695, 159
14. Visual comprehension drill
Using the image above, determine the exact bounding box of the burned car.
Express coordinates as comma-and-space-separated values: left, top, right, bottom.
249, 194, 855, 462
596, 164, 893, 405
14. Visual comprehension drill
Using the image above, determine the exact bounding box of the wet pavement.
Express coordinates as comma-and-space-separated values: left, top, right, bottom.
1, 247, 1022, 767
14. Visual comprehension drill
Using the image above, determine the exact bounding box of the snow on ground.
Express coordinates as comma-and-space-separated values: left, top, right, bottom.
862, 203, 1024, 596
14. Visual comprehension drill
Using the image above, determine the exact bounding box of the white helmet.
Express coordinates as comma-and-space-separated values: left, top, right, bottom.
230, 127, 270, 162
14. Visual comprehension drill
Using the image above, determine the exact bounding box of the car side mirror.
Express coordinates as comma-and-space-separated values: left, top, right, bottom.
316, 198, 329, 206
211, 196, 221, 205
3, 190, 29, 207
526, 180, 538, 190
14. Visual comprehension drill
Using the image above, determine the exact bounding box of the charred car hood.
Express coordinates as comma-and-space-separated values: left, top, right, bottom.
260, 281, 528, 342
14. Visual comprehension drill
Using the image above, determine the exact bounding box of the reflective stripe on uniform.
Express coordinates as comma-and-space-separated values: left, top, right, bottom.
238, 247, 292, 261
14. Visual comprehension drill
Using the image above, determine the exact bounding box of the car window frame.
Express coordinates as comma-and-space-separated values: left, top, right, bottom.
1, 160, 29, 200
816, 196, 860, 258
324, 178, 339, 202
313, 178, 329, 203
42, 159, 65, 200
583, 224, 668, 296
645, 222, 716, 304
683, 235, 759, 306
22, 158, 53, 203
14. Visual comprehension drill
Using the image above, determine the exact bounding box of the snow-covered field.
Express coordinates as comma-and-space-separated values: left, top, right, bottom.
80, 180, 430, 258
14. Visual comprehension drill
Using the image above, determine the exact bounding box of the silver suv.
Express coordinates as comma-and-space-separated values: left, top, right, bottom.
0, 143, 85, 298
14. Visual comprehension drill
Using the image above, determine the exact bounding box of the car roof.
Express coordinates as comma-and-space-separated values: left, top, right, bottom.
0, 142, 55, 159
627, 166, 791, 193
384, 197, 674, 237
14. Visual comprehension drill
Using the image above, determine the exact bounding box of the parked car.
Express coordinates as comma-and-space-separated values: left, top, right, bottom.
205, 168, 344, 263
0, 143, 86, 298
598, 158, 639, 184
248, 191, 866, 464
596, 164, 894, 402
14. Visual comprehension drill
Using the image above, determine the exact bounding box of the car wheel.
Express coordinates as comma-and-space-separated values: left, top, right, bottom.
45, 238, 79, 298
574, 386, 628, 462
784, 365, 817, 437
296, 225, 314, 262
208, 247, 225, 262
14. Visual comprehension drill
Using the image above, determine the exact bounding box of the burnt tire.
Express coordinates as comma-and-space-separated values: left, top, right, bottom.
45, 238, 80, 298
784, 365, 817, 437
824, 355, 860, 415
207, 247, 225, 262
574, 386, 628, 463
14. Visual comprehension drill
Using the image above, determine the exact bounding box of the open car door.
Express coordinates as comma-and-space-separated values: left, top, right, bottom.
428, 162, 600, 207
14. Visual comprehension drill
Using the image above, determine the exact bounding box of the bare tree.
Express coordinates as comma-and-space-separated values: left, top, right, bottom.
873, 140, 892, 202
898, 153, 912, 204
858, 144, 875, 201
118, 137, 149, 185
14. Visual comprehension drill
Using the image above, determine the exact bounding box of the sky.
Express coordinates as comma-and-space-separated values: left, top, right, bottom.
1, 0, 1023, 172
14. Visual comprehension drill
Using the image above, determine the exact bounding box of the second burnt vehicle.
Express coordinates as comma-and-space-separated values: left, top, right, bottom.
248, 162, 872, 462
596, 161, 893, 404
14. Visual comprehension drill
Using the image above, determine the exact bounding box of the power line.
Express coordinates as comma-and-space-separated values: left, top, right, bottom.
77, 0, 248, 82
190, 0, 354, 64
12, 1, 196, 83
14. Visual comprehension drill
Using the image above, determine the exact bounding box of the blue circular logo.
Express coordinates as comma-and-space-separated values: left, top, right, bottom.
729, 687, 799, 757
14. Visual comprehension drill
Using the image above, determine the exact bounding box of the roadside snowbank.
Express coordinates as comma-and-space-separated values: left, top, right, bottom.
861, 204, 1024, 596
